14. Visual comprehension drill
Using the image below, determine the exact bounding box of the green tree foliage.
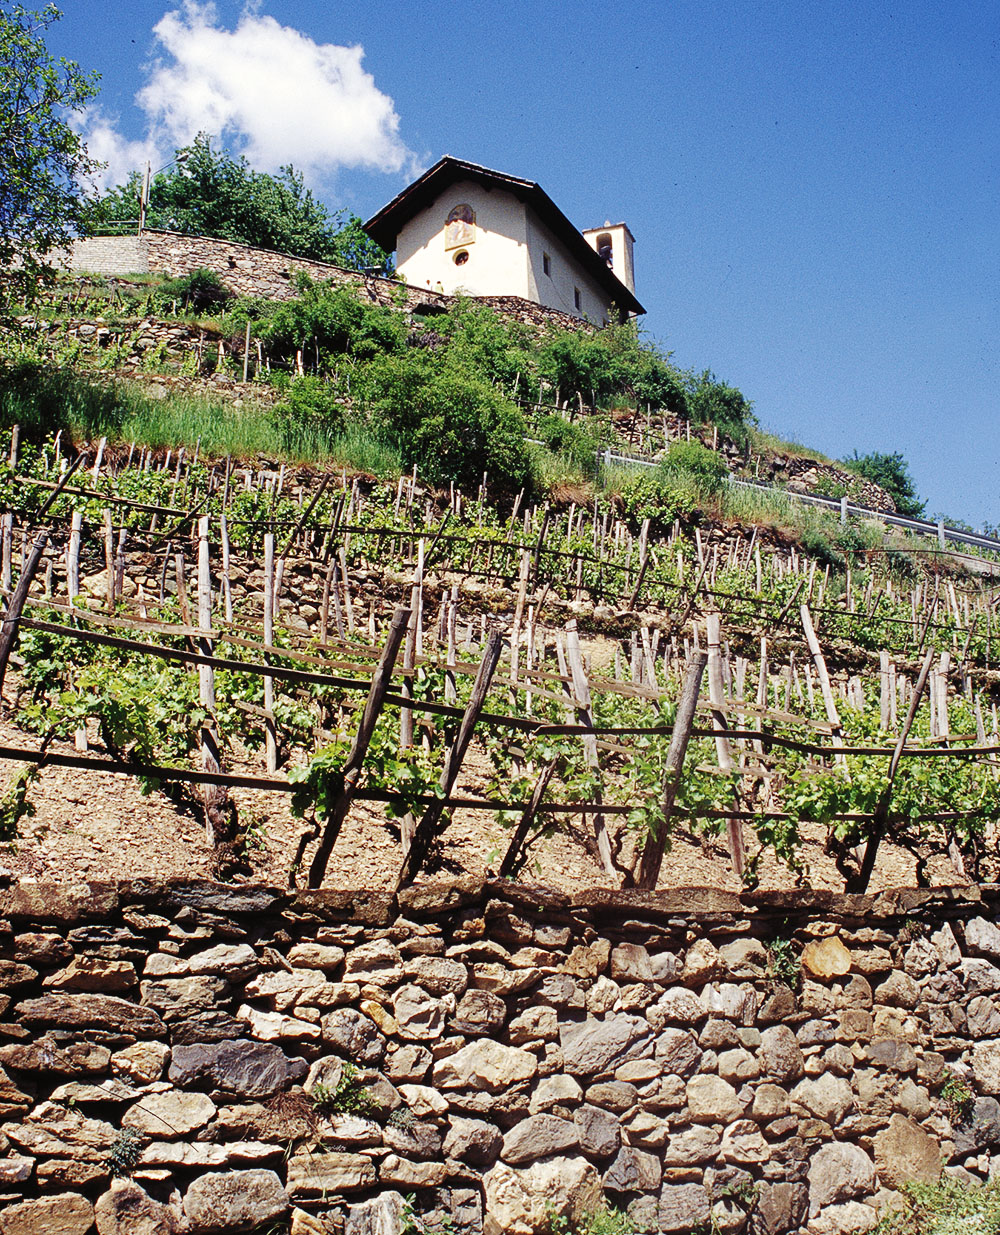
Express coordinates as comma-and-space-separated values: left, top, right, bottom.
362, 353, 532, 496
242, 275, 407, 363
842, 450, 925, 517
435, 296, 533, 390
0, 3, 100, 308
536, 323, 692, 415
325, 213, 394, 275
686, 369, 756, 440
84, 134, 393, 272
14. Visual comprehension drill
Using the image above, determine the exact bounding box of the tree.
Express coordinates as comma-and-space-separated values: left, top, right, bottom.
842, 450, 925, 517
686, 369, 756, 439
0, 3, 100, 307
85, 134, 393, 273
326, 214, 394, 276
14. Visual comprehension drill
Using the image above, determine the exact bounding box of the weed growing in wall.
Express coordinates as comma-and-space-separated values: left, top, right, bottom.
873, 1178, 1000, 1234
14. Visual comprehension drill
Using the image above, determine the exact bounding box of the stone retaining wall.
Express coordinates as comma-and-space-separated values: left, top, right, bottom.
66, 236, 149, 278
65, 232, 586, 332
0, 880, 998, 1234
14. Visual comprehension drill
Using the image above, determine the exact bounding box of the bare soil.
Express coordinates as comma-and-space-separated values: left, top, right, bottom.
0, 705, 965, 896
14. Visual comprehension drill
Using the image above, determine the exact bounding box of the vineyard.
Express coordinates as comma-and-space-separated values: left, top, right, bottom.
3, 425, 1000, 896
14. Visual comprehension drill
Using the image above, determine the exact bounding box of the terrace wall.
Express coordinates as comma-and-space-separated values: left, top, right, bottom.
0, 880, 997, 1234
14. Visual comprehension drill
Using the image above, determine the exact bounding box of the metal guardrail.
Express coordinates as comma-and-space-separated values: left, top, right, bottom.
597, 449, 1000, 558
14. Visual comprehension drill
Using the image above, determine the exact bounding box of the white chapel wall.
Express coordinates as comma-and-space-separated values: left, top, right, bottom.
395, 180, 531, 299
524, 212, 613, 325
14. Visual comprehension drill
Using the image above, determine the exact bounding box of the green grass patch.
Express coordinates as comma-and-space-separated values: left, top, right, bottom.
874, 1177, 1000, 1234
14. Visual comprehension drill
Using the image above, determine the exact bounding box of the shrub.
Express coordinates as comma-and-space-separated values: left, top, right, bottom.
361, 354, 532, 496
686, 369, 756, 441
252, 276, 406, 365
660, 440, 729, 493
538, 330, 622, 408
537, 413, 602, 479
613, 467, 701, 533
842, 450, 926, 518
155, 268, 231, 314
271, 375, 345, 442
436, 296, 532, 391
0, 355, 127, 437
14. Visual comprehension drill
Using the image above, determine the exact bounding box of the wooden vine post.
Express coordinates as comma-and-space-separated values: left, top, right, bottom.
800, 604, 847, 766
706, 613, 745, 878
563, 622, 616, 878
396, 627, 504, 891
498, 759, 557, 878
197, 516, 227, 846
0, 531, 48, 708
635, 652, 707, 890
306, 606, 412, 888
262, 534, 278, 774
847, 648, 935, 893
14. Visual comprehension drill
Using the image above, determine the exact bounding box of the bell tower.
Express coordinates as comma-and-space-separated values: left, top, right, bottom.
582, 221, 636, 296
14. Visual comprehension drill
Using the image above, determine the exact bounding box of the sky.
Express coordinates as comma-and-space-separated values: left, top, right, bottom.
44, 0, 1000, 526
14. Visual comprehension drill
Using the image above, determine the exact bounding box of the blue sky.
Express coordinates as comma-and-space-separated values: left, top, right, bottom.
48, 0, 999, 525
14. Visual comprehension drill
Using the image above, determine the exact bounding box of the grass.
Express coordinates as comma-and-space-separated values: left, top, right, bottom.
874, 1178, 1000, 1235
0, 357, 402, 473
748, 424, 834, 464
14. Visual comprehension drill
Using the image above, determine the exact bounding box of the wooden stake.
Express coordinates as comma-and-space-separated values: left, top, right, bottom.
0, 514, 11, 595
707, 614, 745, 877
305, 607, 412, 887
396, 627, 504, 890
635, 652, 707, 890
510, 549, 530, 685
263, 534, 277, 774
879, 651, 891, 731
498, 760, 557, 878
564, 622, 616, 878
848, 648, 934, 893
197, 516, 223, 844
800, 603, 846, 765
0, 532, 47, 705
103, 510, 115, 612
219, 514, 234, 624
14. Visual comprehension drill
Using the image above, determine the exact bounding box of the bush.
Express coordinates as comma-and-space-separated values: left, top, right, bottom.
0, 355, 126, 438
842, 450, 925, 518
155, 268, 231, 314
362, 354, 532, 496
538, 330, 624, 408
537, 414, 602, 479
686, 369, 756, 441
436, 297, 532, 392
271, 375, 345, 443
660, 440, 729, 493
614, 468, 701, 533
249, 277, 406, 365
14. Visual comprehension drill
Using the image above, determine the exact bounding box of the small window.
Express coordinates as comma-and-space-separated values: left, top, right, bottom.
574, 287, 581, 310
454, 250, 469, 266
542, 252, 551, 277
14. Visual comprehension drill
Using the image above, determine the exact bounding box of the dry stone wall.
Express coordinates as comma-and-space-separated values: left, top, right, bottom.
66, 232, 585, 331
0, 880, 998, 1234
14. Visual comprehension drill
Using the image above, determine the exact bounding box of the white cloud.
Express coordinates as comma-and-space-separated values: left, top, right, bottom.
78, 111, 162, 193
81, 2, 414, 187
140, 2, 413, 177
